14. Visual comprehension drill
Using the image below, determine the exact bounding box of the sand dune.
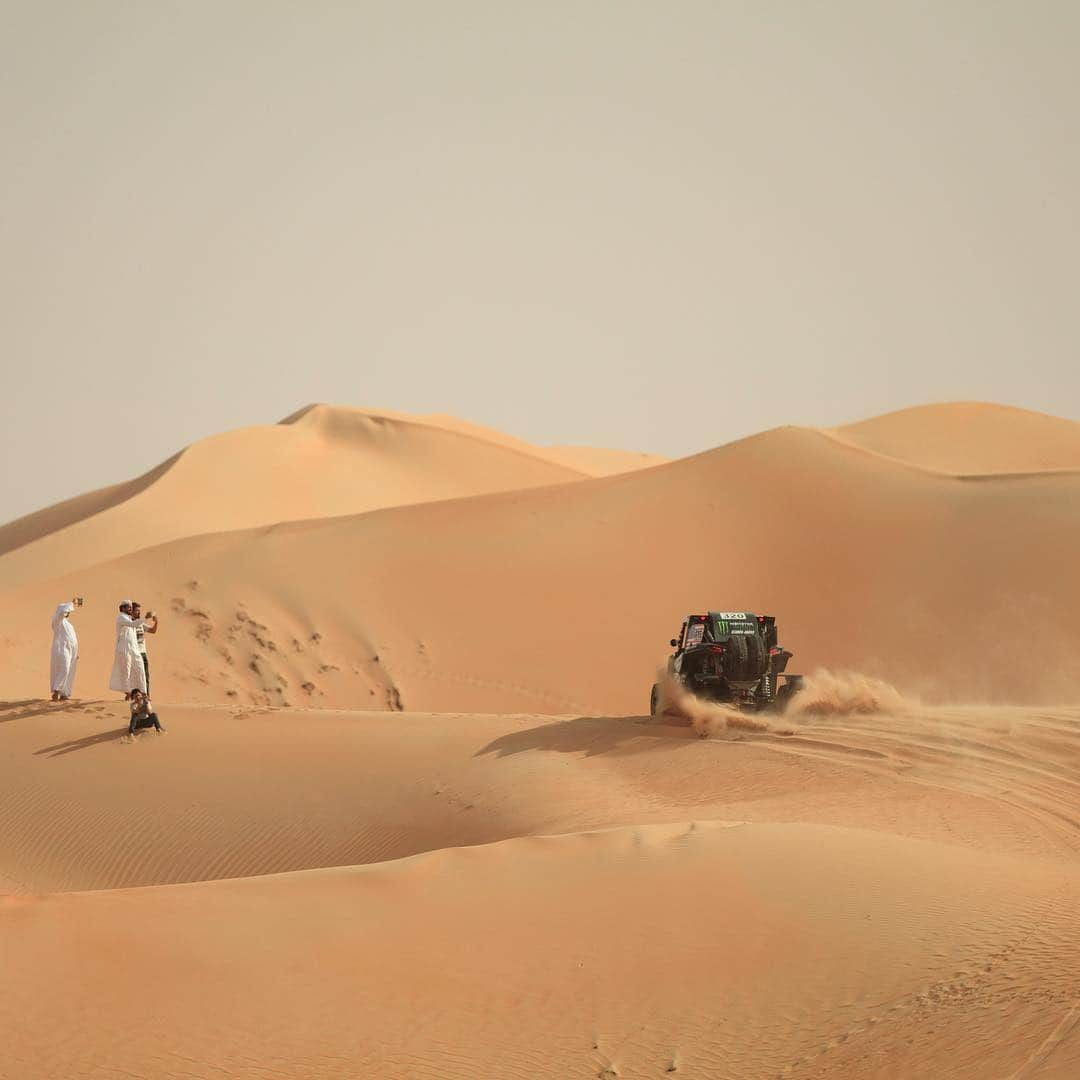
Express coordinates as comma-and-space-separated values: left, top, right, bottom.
829, 401, 1080, 474
0, 404, 588, 590
3, 411, 1079, 711
1, 698, 1077, 1079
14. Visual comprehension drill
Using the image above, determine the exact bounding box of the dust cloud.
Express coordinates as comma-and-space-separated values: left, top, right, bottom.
655, 667, 908, 736
654, 670, 769, 737
787, 668, 908, 717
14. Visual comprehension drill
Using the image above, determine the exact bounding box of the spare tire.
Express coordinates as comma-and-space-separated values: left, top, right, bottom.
723, 633, 766, 682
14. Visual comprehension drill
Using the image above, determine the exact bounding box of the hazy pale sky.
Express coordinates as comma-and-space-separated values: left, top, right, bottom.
3, 0, 1078, 523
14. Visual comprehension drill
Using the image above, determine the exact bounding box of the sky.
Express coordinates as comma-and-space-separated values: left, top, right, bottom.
3, 0, 1079, 523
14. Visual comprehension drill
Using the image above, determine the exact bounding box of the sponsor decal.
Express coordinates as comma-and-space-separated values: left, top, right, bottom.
714, 614, 755, 636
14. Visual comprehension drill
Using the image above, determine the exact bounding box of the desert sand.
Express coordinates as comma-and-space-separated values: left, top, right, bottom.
1, 402, 1078, 1079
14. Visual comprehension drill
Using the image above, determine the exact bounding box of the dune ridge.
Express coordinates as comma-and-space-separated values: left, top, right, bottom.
0, 451, 183, 559
827, 401, 1080, 475
0, 405, 592, 590
0, 403, 677, 592
280, 402, 595, 472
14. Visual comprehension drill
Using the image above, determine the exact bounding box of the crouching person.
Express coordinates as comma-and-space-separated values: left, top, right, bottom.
128, 688, 165, 735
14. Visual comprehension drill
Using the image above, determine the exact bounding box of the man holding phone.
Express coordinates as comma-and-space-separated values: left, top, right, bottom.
130, 601, 159, 694
109, 600, 147, 700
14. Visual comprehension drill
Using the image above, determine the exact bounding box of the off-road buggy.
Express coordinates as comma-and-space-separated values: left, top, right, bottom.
650, 611, 802, 715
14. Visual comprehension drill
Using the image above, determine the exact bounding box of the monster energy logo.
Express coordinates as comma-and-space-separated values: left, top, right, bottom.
716, 619, 729, 634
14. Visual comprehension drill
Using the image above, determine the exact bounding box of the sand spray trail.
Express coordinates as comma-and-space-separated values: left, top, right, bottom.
656, 670, 770, 737
788, 668, 909, 718
656, 667, 909, 736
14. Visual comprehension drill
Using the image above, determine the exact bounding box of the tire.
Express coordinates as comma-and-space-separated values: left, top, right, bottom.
650, 683, 659, 716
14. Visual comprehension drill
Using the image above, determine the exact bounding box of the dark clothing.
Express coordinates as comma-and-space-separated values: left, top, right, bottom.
129, 696, 160, 734
129, 710, 162, 735
141, 652, 150, 694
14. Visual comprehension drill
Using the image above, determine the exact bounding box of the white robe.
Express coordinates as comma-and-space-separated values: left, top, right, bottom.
50, 603, 78, 697
109, 613, 147, 694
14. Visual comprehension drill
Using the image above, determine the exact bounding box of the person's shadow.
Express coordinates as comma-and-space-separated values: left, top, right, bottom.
0, 699, 88, 724
34, 728, 130, 758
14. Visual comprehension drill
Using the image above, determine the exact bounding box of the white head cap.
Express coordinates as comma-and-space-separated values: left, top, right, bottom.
52, 602, 75, 631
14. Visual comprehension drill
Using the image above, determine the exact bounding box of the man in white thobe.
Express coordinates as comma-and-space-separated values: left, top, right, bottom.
109, 600, 148, 699
50, 601, 80, 700
130, 601, 159, 694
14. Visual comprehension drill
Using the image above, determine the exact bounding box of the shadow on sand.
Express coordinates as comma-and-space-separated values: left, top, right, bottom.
0, 699, 113, 725
476, 713, 696, 759
34, 727, 130, 758
0, 699, 85, 724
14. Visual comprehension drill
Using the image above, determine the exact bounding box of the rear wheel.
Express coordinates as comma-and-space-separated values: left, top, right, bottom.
650, 683, 659, 716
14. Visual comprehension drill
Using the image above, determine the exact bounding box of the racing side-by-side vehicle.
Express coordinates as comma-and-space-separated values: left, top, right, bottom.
650, 611, 803, 715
